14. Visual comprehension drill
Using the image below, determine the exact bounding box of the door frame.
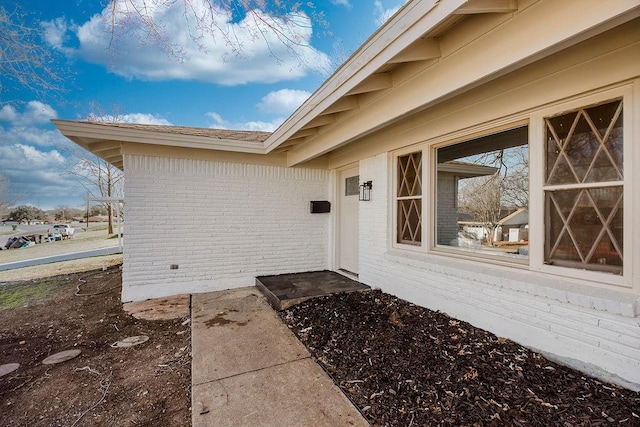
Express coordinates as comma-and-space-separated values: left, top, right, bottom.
335, 163, 359, 276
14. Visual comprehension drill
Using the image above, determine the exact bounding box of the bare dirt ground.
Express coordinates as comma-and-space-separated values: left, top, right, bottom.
0, 255, 123, 283
0, 264, 191, 426
281, 290, 640, 426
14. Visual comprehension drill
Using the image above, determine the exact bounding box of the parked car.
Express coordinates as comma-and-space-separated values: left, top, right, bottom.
49, 224, 75, 240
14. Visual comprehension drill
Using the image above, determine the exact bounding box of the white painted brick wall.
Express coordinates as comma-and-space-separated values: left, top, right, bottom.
358, 153, 640, 389
122, 155, 330, 301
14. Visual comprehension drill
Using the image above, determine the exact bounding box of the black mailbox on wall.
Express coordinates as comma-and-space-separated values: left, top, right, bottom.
310, 201, 331, 213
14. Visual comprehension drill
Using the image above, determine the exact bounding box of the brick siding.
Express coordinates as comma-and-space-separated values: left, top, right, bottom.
122, 155, 330, 301
358, 153, 640, 389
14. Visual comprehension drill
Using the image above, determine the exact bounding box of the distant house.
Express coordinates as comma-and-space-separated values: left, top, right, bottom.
459, 208, 530, 244
494, 208, 529, 243
55, 1, 640, 389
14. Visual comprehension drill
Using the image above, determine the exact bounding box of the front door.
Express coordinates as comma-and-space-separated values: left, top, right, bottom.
338, 167, 359, 275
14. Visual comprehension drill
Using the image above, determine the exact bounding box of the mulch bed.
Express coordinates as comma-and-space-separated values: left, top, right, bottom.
280, 290, 640, 426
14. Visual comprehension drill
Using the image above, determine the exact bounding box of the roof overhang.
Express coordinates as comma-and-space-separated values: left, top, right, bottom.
53, 120, 269, 170
263, 0, 465, 154
265, 0, 640, 166
53, 0, 640, 172
438, 162, 498, 179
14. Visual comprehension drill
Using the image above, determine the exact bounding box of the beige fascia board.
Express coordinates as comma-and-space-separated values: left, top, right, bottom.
53, 120, 266, 155
290, 128, 319, 140
87, 140, 121, 153
326, 23, 639, 170
97, 148, 122, 160
346, 73, 393, 96
388, 38, 441, 64
285, 0, 640, 166
300, 114, 336, 130
454, 0, 517, 14
120, 142, 286, 167
263, 0, 465, 153
104, 157, 123, 168
119, 141, 330, 169
437, 162, 498, 177
320, 96, 360, 115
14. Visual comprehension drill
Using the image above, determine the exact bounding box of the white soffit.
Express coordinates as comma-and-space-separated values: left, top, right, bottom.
53, 120, 267, 154
265, 0, 640, 162
52, 120, 270, 170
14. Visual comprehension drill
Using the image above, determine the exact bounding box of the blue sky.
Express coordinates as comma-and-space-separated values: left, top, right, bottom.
1, 0, 406, 210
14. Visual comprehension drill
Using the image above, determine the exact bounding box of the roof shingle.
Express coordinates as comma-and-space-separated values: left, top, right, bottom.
85, 121, 271, 143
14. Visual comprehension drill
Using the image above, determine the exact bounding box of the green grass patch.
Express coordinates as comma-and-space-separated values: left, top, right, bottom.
0, 278, 60, 310
89, 224, 109, 231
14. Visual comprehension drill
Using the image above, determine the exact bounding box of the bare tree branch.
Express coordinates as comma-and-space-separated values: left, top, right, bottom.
456, 145, 529, 244
458, 175, 503, 244
104, 0, 328, 66
0, 3, 65, 103
0, 174, 17, 214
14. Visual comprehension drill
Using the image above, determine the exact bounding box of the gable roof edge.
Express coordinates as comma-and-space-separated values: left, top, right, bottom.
53, 120, 268, 154
263, 0, 466, 152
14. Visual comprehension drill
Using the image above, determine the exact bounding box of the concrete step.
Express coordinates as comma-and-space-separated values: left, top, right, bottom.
256, 270, 370, 310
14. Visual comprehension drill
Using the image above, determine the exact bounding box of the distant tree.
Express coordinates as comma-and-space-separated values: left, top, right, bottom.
499, 146, 529, 209
88, 205, 108, 217
458, 175, 503, 245
62, 104, 125, 235
72, 157, 124, 234
9, 205, 46, 223
0, 174, 15, 214
457, 146, 529, 245
52, 206, 77, 221
0, 3, 64, 102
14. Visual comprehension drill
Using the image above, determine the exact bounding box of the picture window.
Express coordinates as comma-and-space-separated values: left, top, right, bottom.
435, 127, 529, 260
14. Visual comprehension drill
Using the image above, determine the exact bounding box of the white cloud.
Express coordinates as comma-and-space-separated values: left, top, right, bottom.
257, 89, 310, 115
0, 144, 65, 169
240, 120, 285, 132
0, 106, 17, 122
205, 111, 283, 132
118, 113, 172, 125
374, 1, 407, 26
0, 144, 84, 209
205, 112, 226, 127
88, 112, 172, 125
41, 17, 73, 52
0, 102, 66, 148
0, 101, 58, 126
205, 88, 309, 131
332, 0, 352, 6
2, 126, 68, 148
0, 103, 175, 209
47, 1, 332, 85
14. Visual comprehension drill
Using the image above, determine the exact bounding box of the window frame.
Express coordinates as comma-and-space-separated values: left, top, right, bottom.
529, 85, 633, 288
432, 126, 530, 263
389, 84, 634, 289
392, 146, 427, 250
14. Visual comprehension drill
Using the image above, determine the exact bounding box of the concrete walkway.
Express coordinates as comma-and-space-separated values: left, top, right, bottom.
0, 246, 121, 271
191, 287, 369, 427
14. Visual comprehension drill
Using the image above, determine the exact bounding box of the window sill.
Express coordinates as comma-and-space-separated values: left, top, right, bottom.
383, 249, 639, 318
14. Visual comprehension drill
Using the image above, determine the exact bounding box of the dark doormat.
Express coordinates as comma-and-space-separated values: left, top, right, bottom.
256, 270, 370, 310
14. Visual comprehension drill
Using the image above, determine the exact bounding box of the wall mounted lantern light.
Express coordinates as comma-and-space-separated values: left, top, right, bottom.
359, 181, 373, 201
